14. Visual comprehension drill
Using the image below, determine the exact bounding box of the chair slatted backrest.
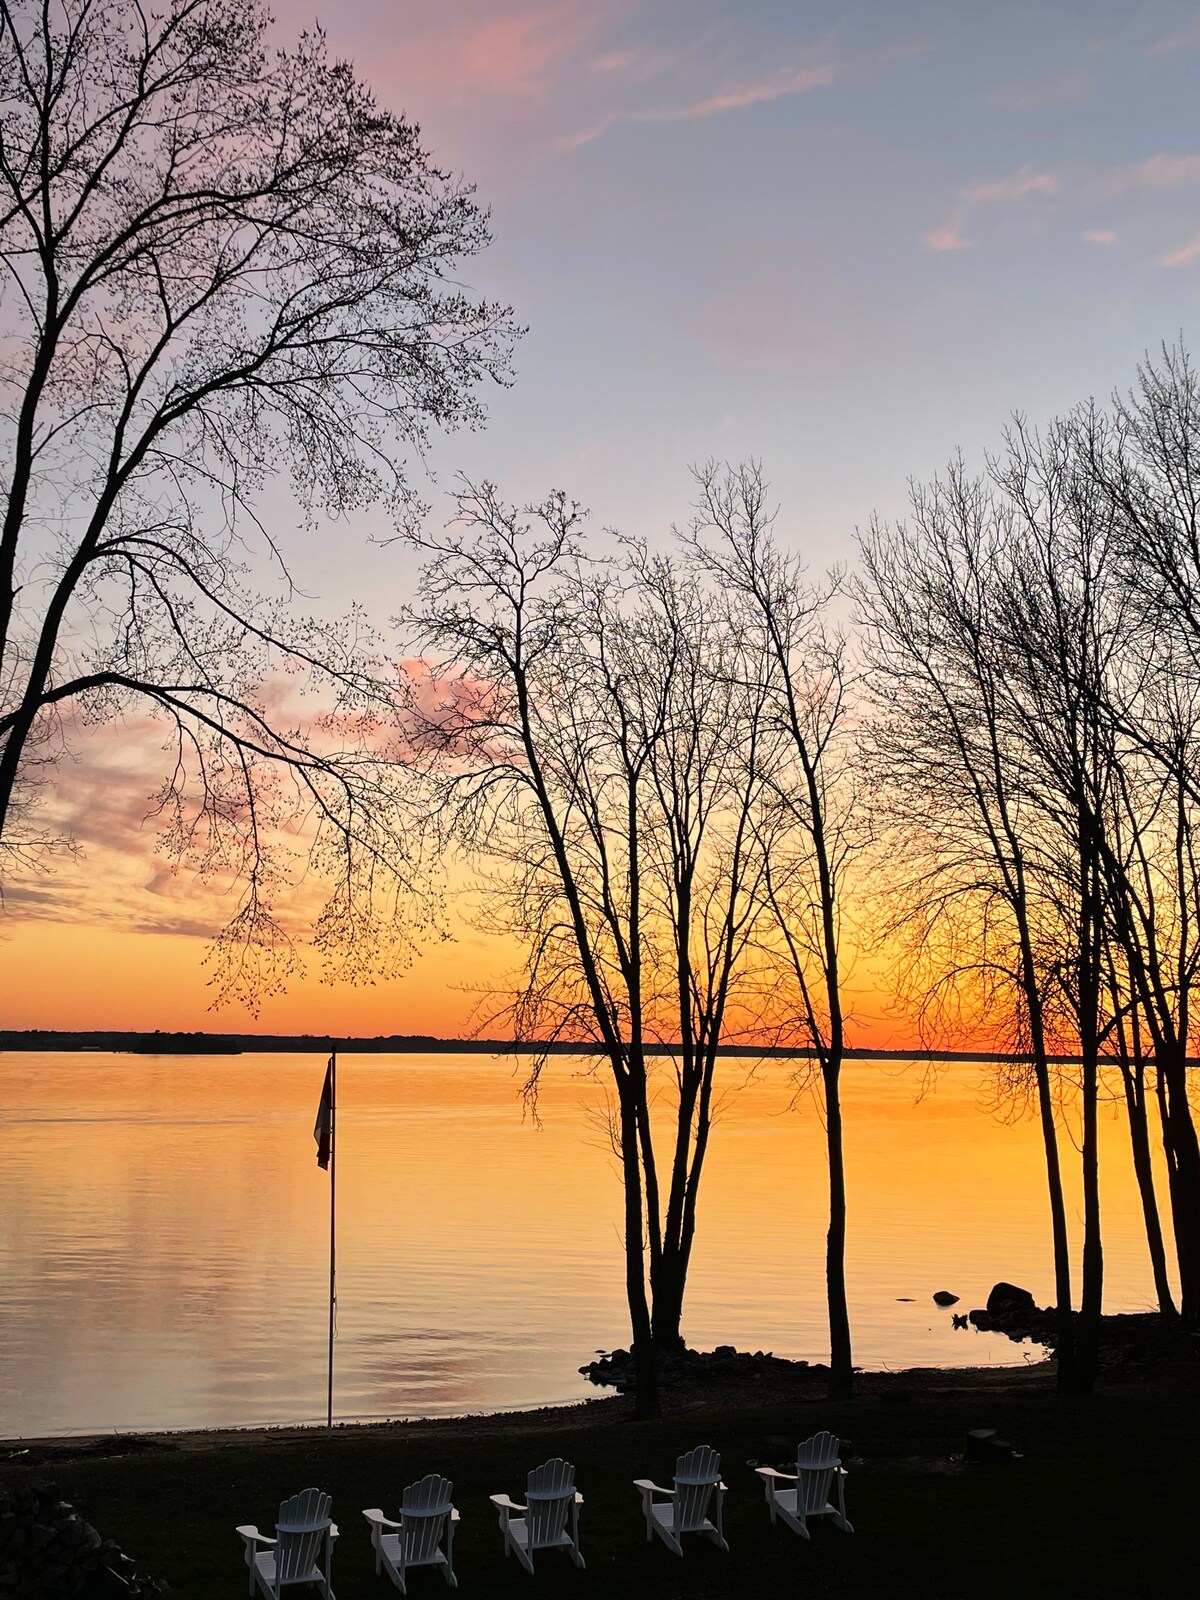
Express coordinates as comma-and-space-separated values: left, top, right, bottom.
525, 1458, 575, 1548
796, 1431, 840, 1514
274, 1488, 331, 1585
673, 1446, 721, 1533
401, 1474, 453, 1564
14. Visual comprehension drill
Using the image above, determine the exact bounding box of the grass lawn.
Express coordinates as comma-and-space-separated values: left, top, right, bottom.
4, 1372, 1198, 1598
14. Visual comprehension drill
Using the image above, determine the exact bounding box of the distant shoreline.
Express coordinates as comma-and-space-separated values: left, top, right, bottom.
0, 1028, 1144, 1064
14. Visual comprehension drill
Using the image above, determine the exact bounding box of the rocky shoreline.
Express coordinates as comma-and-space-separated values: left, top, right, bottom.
579, 1282, 1196, 1394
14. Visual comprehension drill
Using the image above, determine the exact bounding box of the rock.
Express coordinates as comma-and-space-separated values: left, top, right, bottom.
966, 1428, 1013, 1464
987, 1282, 1036, 1316
933, 1290, 959, 1306
713, 1344, 737, 1358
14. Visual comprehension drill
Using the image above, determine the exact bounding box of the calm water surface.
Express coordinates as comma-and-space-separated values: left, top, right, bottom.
0, 1051, 1174, 1436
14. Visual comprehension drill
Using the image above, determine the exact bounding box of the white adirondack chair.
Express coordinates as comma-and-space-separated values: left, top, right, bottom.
633, 1445, 728, 1556
363, 1474, 459, 1593
755, 1430, 853, 1537
236, 1487, 338, 1599
490, 1457, 585, 1574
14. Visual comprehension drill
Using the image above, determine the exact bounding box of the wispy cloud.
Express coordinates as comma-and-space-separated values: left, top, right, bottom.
963, 169, 1059, 205
1161, 233, 1200, 268
986, 67, 1093, 110
683, 264, 853, 374
1083, 229, 1117, 245
1117, 152, 1200, 188
1146, 18, 1200, 57
925, 165, 1059, 253
924, 226, 971, 253
563, 57, 840, 149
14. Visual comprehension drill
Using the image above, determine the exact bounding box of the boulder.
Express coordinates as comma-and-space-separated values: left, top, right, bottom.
932, 1291, 959, 1307
966, 1428, 1013, 1464
986, 1282, 1037, 1316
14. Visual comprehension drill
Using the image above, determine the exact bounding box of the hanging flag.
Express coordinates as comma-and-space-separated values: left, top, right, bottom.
314, 1057, 334, 1170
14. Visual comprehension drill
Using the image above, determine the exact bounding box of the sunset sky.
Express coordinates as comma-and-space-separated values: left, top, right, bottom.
6, 0, 1200, 1039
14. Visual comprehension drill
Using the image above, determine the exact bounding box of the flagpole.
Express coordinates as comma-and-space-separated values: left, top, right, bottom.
327, 1047, 337, 1436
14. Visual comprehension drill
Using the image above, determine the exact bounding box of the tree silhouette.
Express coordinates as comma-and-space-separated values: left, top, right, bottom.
0, 0, 515, 989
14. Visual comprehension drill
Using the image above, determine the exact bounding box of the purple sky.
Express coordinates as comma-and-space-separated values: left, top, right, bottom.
271, 0, 1200, 603
11, 0, 1200, 1030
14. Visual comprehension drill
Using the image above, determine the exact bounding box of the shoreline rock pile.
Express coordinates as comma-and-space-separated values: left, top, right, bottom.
967, 1282, 1058, 1344
580, 1344, 831, 1390
0, 1479, 167, 1597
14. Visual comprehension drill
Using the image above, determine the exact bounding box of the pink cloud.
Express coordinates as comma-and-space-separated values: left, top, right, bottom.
1161, 233, 1200, 268
587, 40, 698, 81
683, 267, 853, 375
1083, 229, 1117, 245
384, 2, 619, 103
963, 168, 1059, 205
926, 165, 1058, 253
646, 60, 839, 121
455, 7, 585, 96
986, 68, 1093, 110
924, 226, 971, 252
1146, 19, 1200, 56
564, 57, 839, 148
1120, 153, 1200, 188
266, 0, 640, 189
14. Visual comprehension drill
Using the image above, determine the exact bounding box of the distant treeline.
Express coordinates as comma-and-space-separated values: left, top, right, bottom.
0, 1028, 1132, 1062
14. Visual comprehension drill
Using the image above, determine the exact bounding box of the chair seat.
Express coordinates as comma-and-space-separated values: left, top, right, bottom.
253, 1550, 327, 1589
774, 1488, 839, 1520
649, 1503, 718, 1539
378, 1531, 449, 1571
508, 1519, 576, 1554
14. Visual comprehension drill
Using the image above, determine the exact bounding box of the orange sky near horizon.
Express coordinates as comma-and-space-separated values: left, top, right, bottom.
0, 896, 927, 1048
0, 699, 943, 1045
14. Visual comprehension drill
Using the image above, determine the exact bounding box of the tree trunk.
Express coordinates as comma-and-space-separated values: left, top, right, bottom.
1075, 852, 1104, 1397
649, 1252, 687, 1357
824, 1054, 853, 1400
618, 1091, 658, 1419
1120, 1063, 1176, 1316
1157, 1053, 1200, 1323
1019, 953, 1077, 1392
1076, 1047, 1103, 1393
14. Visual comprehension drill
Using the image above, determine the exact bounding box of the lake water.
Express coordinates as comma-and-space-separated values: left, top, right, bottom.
0, 1051, 1175, 1437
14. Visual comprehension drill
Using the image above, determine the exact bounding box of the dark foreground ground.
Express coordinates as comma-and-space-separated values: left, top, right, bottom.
3, 1357, 1198, 1599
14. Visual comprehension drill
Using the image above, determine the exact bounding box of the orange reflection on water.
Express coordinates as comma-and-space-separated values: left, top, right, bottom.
0, 1051, 1174, 1436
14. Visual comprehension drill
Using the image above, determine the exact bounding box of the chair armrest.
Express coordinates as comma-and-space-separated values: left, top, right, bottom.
329, 1524, 339, 1541
490, 1494, 526, 1513
574, 1492, 584, 1504
236, 1526, 276, 1550
632, 1478, 673, 1498
718, 1482, 728, 1492
450, 1508, 460, 1523
363, 1509, 401, 1532
755, 1467, 797, 1483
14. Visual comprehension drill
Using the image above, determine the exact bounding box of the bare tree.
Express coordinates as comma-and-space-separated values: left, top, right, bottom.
1084, 347, 1200, 1324
684, 462, 858, 1401
401, 483, 776, 1415
857, 463, 1082, 1391
988, 416, 1132, 1393
0, 0, 515, 982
